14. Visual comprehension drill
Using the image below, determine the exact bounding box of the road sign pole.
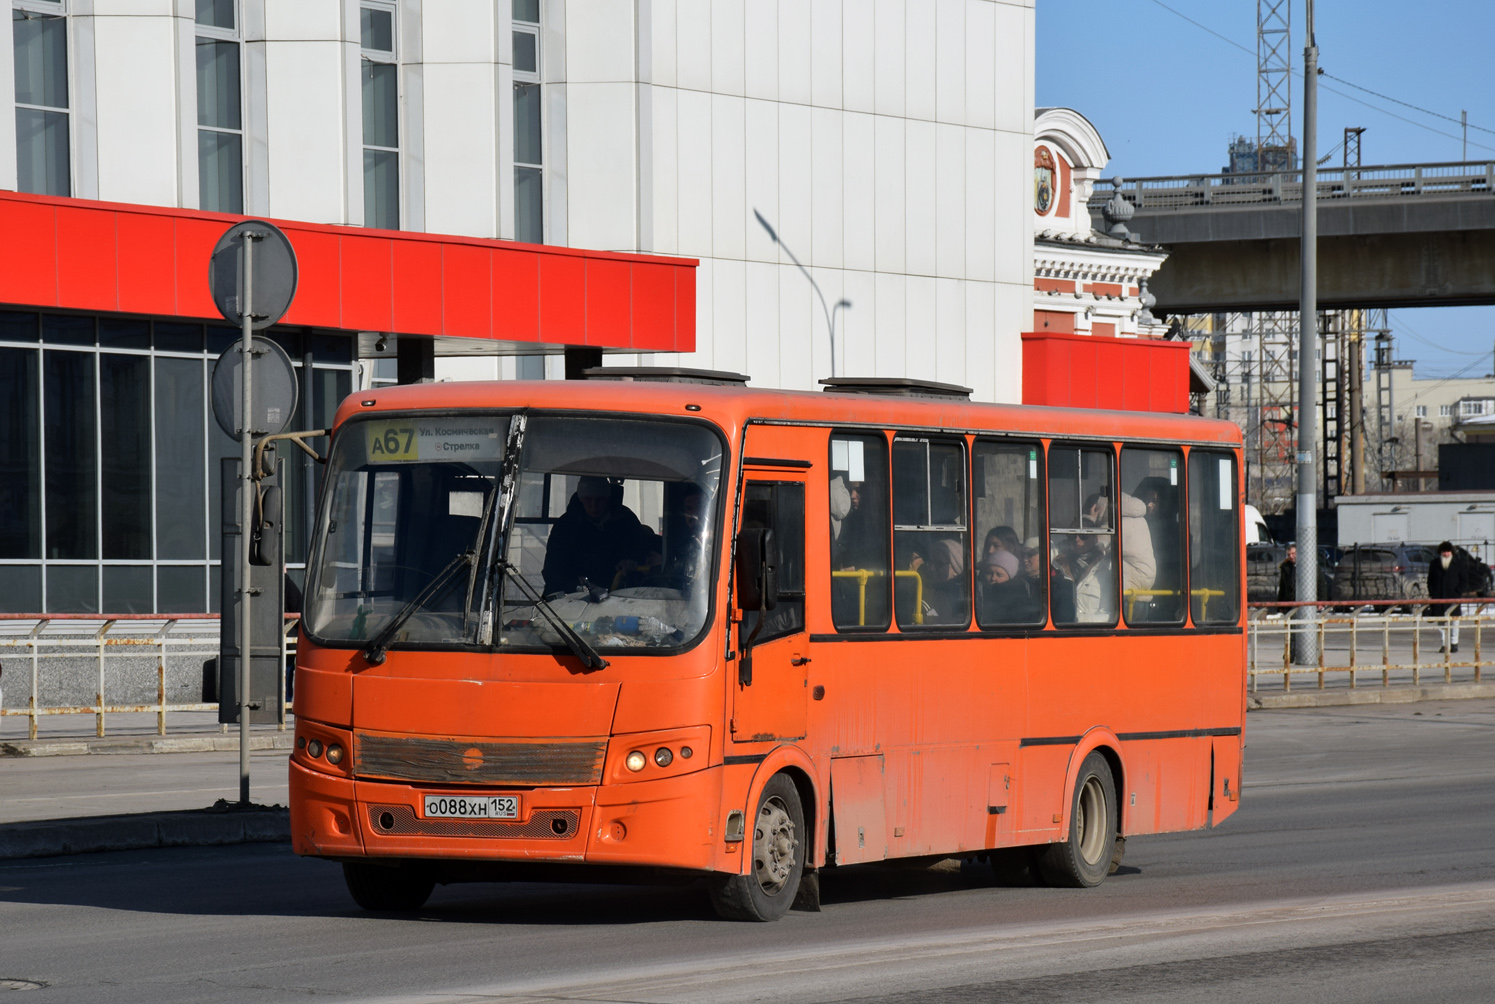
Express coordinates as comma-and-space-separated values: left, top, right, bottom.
239, 231, 257, 805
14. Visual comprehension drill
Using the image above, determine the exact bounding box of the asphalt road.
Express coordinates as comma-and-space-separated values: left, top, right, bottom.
3, 700, 1495, 1003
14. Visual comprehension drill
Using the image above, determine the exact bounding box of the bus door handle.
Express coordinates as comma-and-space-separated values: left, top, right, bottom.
791, 655, 812, 666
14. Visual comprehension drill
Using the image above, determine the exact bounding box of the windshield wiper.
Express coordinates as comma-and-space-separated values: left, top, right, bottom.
362, 549, 475, 665
498, 562, 610, 671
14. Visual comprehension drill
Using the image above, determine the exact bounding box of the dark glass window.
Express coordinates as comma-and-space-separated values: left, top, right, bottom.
98, 319, 151, 350
0, 348, 41, 559
13, 11, 71, 197
195, 0, 235, 30
973, 441, 1046, 628
829, 432, 891, 631
1189, 451, 1241, 625
0, 312, 39, 342
1120, 448, 1186, 625
44, 351, 97, 560
0, 566, 42, 613
159, 565, 206, 614
360, 7, 394, 51
100, 354, 153, 560
155, 322, 205, 354
1048, 445, 1116, 627
47, 564, 98, 613
156, 357, 207, 560
892, 436, 969, 628
43, 314, 94, 345
103, 566, 153, 614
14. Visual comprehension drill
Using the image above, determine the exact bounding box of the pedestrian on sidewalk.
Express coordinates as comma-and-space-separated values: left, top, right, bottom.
1277, 544, 1297, 602
1428, 540, 1471, 654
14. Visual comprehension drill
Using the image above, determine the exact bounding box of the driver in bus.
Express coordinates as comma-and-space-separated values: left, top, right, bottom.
541, 476, 660, 596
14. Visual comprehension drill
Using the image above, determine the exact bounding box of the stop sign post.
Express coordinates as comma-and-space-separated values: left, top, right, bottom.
208, 221, 298, 806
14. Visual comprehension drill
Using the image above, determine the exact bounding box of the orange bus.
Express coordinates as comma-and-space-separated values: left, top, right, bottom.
289, 371, 1245, 921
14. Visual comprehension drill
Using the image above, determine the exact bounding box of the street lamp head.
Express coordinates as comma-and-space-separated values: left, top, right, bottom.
835, 299, 852, 310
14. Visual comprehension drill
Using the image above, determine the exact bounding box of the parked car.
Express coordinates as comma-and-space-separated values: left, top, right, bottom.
1331, 544, 1432, 605
1334, 543, 1495, 608
1246, 543, 1330, 603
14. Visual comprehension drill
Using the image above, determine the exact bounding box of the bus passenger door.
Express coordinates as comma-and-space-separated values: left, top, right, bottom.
732, 475, 808, 742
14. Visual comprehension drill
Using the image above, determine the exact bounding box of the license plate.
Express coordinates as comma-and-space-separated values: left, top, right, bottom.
422, 794, 519, 820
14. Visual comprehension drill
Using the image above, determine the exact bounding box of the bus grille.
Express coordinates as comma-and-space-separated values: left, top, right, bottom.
367, 804, 580, 839
353, 734, 607, 786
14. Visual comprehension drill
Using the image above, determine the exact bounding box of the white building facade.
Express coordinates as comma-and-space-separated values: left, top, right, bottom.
4, 0, 1034, 399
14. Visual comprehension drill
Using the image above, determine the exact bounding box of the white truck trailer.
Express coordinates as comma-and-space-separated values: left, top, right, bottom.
1335, 492, 1495, 559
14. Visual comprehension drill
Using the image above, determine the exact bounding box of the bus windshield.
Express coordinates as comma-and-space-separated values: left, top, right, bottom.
305, 415, 512, 647
305, 412, 724, 655
498, 415, 724, 652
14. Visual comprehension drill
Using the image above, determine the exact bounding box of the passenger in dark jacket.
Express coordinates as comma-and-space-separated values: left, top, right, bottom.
1428, 540, 1472, 653
1277, 544, 1297, 603
541, 477, 659, 596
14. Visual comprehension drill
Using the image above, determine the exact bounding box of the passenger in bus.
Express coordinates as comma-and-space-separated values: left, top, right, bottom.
978, 548, 1040, 623
911, 537, 968, 623
1055, 530, 1116, 623
982, 525, 1021, 561
1137, 477, 1181, 617
659, 482, 712, 587
834, 480, 880, 572
541, 476, 660, 596
1119, 492, 1156, 594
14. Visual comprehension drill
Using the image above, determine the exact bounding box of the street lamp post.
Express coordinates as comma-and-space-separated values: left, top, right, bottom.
753, 209, 851, 377
1295, 0, 1320, 664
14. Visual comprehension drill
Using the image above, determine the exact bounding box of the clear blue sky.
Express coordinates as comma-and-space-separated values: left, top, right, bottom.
1036, 0, 1495, 379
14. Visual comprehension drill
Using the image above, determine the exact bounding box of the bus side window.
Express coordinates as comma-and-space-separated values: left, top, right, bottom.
892, 436, 970, 628
973, 441, 1046, 628
1189, 451, 1240, 625
829, 432, 891, 630
1120, 448, 1185, 625
1048, 445, 1116, 627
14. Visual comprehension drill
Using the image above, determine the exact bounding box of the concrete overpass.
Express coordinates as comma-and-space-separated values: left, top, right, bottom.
1094, 161, 1495, 314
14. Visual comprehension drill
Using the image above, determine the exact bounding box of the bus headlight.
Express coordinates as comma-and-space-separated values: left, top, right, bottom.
325, 744, 344, 765
654, 748, 673, 767
625, 751, 647, 772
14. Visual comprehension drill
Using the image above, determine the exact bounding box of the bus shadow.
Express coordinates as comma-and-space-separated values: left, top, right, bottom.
0, 844, 1144, 925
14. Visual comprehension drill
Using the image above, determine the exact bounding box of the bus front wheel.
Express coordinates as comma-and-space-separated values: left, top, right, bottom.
1037, 752, 1117, 888
708, 774, 805, 921
342, 861, 436, 912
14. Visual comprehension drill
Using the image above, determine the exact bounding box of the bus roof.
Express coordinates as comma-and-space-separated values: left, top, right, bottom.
336, 379, 1242, 448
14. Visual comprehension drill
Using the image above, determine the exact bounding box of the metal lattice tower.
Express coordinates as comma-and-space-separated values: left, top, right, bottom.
1256, 0, 1294, 173
1344, 127, 1365, 171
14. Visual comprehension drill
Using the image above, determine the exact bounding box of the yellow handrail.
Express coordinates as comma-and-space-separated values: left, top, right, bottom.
831, 569, 923, 626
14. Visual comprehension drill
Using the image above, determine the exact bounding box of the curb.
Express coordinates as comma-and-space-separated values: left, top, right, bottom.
1248, 682, 1495, 709
1, 734, 295, 758
0, 807, 290, 861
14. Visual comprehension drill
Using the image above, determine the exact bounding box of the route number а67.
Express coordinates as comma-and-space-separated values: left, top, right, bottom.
366, 423, 417, 461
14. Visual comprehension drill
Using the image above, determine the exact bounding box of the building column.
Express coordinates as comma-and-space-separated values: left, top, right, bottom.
564, 346, 602, 380
397, 336, 435, 384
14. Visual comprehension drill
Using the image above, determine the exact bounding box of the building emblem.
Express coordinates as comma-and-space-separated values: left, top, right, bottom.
1034, 147, 1056, 215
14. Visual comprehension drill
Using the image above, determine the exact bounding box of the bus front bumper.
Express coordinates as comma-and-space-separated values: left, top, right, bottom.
289, 759, 722, 871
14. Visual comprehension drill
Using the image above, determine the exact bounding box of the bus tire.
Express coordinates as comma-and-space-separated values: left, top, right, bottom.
1037, 751, 1117, 889
342, 861, 435, 912
708, 774, 805, 922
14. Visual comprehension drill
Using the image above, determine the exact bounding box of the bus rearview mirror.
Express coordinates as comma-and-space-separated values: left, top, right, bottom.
736, 527, 778, 612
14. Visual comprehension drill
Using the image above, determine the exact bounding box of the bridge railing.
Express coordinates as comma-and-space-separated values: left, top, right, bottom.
1090, 160, 1495, 211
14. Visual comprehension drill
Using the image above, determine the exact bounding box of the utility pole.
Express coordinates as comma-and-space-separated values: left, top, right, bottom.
1349, 327, 1365, 494
1295, 0, 1319, 664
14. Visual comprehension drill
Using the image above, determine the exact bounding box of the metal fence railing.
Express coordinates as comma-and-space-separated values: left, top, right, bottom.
1086, 160, 1495, 211
4, 603, 1487, 738
1248, 600, 1495, 693
0, 614, 297, 740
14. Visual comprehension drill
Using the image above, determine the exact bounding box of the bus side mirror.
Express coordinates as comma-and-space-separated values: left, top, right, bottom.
736, 527, 778, 612
250, 486, 281, 567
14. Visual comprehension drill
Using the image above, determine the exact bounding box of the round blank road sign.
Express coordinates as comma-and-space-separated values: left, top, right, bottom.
211, 336, 300, 442
208, 220, 298, 330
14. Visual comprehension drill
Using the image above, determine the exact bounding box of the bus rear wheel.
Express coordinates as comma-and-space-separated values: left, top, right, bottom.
708, 774, 804, 921
1037, 751, 1117, 889
342, 861, 435, 912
